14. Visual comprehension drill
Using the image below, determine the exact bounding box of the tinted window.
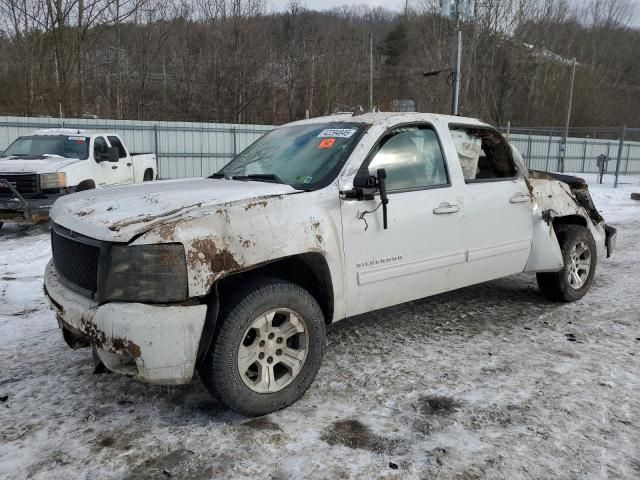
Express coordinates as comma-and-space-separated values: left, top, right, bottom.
108, 136, 127, 158
450, 127, 517, 181
367, 127, 448, 191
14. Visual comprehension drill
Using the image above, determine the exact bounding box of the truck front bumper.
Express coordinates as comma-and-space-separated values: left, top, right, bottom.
0, 179, 54, 224
44, 261, 208, 385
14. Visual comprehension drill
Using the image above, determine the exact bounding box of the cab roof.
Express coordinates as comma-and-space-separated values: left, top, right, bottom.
286, 112, 492, 129
32, 128, 119, 137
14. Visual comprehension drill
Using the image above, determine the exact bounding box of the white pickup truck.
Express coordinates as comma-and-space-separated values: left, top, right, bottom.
43, 113, 616, 416
0, 129, 157, 226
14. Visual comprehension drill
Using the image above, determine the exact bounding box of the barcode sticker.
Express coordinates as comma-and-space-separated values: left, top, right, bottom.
317, 129, 357, 138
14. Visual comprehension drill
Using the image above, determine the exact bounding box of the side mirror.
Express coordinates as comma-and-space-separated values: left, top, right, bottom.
351, 168, 389, 230
107, 146, 119, 162
353, 173, 378, 199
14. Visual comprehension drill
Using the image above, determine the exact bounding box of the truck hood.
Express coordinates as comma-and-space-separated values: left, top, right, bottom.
50, 178, 299, 242
0, 155, 81, 173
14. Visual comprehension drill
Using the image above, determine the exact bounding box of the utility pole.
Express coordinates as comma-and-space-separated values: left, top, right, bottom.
452, 28, 462, 115
369, 33, 374, 112
560, 57, 577, 173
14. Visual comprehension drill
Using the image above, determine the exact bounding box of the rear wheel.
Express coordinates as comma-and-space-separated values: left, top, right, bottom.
143, 169, 154, 181
199, 277, 326, 416
537, 225, 597, 302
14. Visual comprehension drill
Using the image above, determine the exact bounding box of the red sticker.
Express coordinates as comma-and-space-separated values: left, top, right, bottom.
318, 138, 336, 149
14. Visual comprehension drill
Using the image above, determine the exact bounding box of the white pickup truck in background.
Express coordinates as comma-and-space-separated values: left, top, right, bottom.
0, 129, 157, 226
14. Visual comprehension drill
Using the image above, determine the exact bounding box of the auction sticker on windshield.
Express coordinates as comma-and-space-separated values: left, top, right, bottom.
317, 129, 357, 138
318, 138, 336, 149
69, 137, 86, 142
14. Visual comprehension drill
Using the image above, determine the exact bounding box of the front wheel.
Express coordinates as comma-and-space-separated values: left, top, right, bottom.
536, 225, 597, 302
199, 277, 326, 416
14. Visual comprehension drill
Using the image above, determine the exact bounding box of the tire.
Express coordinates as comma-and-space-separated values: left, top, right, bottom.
143, 169, 154, 181
199, 277, 326, 416
76, 180, 95, 192
536, 225, 597, 302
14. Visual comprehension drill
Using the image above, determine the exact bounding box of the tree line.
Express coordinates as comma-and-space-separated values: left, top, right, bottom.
0, 0, 638, 128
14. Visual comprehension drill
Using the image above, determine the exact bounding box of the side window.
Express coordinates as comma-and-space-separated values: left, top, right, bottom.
108, 136, 127, 158
367, 127, 448, 191
93, 137, 108, 161
449, 127, 517, 182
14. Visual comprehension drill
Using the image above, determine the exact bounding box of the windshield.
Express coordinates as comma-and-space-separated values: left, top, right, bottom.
217, 122, 365, 190
2, 135, 90, 159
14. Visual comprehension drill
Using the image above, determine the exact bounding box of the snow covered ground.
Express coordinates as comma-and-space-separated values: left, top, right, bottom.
1, 174, 639, 479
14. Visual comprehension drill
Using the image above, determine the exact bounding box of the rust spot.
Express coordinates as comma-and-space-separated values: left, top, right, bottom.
242, 239, 253, 248
311, 221, 321, 230
187, 238, 242, 274
111, 337, 142, 359
315, 234, 323, 244
157, 222, 178, 241
80, 318, 141, 358
81, 318, 107, 348
244, 200, 268, 211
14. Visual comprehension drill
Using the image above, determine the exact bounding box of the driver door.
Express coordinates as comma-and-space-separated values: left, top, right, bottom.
93, 136, 121, 186
340, 124, 468, 317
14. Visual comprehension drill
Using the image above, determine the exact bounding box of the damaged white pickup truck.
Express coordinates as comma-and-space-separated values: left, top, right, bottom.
44, 113, 616, 416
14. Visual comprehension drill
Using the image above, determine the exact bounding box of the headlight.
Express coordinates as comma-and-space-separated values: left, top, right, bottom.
40, 172, 67, 189
104, 244, 188, 303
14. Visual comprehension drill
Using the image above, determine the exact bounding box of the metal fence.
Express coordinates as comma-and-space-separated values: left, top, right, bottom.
1, 116, 638, 180
502, 126, 640, 176
0, 116, 273, 179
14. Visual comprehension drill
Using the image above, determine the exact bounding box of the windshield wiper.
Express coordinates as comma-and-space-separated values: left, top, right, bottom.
231, 174, 286, 184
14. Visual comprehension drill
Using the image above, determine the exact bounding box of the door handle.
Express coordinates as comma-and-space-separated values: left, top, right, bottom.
126, 163, 132, 166
433, 202, 460, 215
509, 194, 530, 204
111, 166, 118, 170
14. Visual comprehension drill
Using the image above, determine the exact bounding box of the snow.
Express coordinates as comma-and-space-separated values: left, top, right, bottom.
1, 174, 639, 479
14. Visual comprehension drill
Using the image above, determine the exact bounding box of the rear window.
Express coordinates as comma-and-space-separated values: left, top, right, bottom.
449, 127, 517, 182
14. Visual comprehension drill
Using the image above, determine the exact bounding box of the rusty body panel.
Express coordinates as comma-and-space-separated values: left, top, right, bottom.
135, 185, 346, 306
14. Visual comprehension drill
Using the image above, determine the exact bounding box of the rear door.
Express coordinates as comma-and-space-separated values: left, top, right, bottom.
340, 123, 469, 317
447, 125, 533, 284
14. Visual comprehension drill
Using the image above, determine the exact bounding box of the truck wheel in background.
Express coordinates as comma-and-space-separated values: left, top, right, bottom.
143, 169, 154, 181
537, 225, 597, 302
199, 277, 326, 416
76, 180, 96, 192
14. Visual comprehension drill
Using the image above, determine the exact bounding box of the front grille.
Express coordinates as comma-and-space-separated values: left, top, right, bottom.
51, 227, 101, 293
0, 174, 38, 196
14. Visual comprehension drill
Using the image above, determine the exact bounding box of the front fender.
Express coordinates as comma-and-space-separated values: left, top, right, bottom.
134, 187, 345, 300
